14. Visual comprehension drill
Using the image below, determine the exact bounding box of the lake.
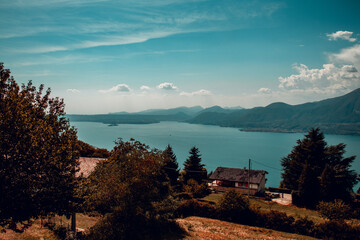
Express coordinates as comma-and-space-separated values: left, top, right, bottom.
71, 121, 360, 188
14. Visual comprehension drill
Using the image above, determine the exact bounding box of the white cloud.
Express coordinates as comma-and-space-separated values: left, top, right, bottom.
157, 82, 178, 90
67, 89, 80, 93
278, 63, 360, 94
326, 31, 356, 42
257, 88, 272, 94
99, 84, 131, 93
329, 44, 360, 70
180, 89, 212, 96
140, 85, 151, 91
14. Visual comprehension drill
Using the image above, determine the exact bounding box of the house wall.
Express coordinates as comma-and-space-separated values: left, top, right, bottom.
211, 186, 257, 195
258, 176, 266, 193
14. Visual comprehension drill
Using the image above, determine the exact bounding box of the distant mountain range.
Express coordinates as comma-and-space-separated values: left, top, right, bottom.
67, 88, 360, 135
67, 105, 242, 125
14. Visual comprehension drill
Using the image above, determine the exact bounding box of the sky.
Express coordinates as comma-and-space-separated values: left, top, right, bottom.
1, 0, 360, 114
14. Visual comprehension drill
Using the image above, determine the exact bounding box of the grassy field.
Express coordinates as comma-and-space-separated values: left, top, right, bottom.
178, 216, 319, 240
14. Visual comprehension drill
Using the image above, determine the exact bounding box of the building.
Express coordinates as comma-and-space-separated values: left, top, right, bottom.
76, 157, 107, 178
209, 167, 267, 195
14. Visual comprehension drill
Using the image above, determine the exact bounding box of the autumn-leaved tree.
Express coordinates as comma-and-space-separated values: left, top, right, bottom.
281, 128, 357, 208
0, 63, 79, 230
85, 139, 180, 240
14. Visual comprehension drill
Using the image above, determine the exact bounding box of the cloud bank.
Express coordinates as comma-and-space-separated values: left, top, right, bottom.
278, 63, 360, 93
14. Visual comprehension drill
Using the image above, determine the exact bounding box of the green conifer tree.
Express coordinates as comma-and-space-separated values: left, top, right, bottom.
182, 146, 207, 184
162, 145, 180, 187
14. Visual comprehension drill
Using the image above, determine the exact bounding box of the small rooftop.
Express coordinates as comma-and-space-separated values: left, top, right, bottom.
76, 157, 107, 178
209, 167, 267, 184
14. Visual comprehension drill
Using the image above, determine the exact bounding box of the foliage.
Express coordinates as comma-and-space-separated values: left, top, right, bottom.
0, 63, 79, 230
181, 146, 207, 184
182, 179, 210, 198
317, 199, 353, 221
314, 220, 360, 240
176, 199, 218, 219
84, 139, 179, 239
86, 206, 184, 240
161, 145, 179, 188
281, 128, 357, 208
256, 210, 295, 233
77, 140, 110, 158
217, 190, 250, 222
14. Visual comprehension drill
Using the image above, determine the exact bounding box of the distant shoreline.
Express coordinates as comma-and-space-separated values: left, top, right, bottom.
69, 119, 360, 136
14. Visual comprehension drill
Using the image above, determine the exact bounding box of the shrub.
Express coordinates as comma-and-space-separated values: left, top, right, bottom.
217, 190, 251, 222
256, 210, 295, 232
292, 216, 314, 236
317, 199, 353, 221
176, 199, 218, 219
86, 207, 184, 240
182, 179, 210, 198
314, 220, 360, 240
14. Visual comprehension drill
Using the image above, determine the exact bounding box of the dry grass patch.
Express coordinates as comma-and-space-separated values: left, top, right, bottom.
0, 220, 58, 240
0, 214, 100, 240
177, 216, 318, 240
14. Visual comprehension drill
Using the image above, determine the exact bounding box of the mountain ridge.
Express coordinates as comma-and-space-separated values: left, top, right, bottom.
67, 89, 360, 135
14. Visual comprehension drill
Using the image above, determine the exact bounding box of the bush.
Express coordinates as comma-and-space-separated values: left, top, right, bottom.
314, 220, 360, 240
292, 216, 314, 236
176, 199, 218, 219
256, 210, 294, 232
182, 179, 210, 198
317, 199, 353, 221
86, 207, 184, 240
217, 190, 251, 222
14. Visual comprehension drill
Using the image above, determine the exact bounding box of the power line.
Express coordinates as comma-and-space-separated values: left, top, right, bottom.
251, 159, 282, 172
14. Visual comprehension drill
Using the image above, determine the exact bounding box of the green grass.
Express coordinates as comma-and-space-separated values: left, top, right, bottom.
203, 192, 360, 226
203, 193, 324, 223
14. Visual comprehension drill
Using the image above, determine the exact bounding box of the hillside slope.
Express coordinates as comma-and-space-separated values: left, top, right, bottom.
177, 216, 318, 240
188, 88, 360, 135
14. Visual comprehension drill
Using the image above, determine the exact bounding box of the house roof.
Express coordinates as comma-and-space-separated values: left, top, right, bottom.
76, 157, 107, 178
209, 167, 267, 184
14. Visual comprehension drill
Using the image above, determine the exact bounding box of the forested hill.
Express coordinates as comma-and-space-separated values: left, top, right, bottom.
66, 105, 241, 125
188, 88, 360, 135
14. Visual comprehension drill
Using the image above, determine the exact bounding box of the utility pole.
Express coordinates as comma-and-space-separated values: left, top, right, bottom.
248, 159, 251, 196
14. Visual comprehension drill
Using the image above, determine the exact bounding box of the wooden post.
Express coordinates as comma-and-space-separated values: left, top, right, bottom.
248, 159, 251, 196
71, 212, 76, 233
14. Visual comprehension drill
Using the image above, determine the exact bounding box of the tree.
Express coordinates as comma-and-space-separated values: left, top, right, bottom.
317, 200, 353, 221
85, 139, 179, 239
0, 63, 79, 230
182, 146, 207, 184
297, 163, 320, 208
217, 189, 250, 222
281, 128, 327, 190
281, 128, 358, 208
77, 140, 110, 158
162, 145, 180, 188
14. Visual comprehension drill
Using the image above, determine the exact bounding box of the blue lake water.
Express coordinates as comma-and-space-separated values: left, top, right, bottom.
71, 121, 360, 189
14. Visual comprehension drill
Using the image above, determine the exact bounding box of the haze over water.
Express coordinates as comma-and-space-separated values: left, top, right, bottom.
72, 121, 360, 188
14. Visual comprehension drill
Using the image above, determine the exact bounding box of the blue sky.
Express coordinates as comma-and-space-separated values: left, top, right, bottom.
1, 0, 360, 113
